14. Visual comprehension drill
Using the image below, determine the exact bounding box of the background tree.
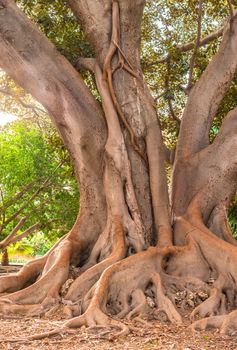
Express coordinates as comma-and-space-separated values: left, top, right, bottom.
0, 117, 79, 264
0, 0, 237, 340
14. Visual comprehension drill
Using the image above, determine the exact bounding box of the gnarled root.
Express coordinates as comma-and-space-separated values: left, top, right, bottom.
3, 212, 237, 342
64, 306, 129, 339
127, 289, 148, 320
0, 255, 46, 294
178, 214, 237, 335
63, 246, 183, 336
0, 238, 72, 316
64, 218, 126, 305
191, 315, 225, 332
190, 274, 232, 321
150, 272, 182, 324
220, 310, 237, 335
190, 287, 222, 321
191, 302, 237, 335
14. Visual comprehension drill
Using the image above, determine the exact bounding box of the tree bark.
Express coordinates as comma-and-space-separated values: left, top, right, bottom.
0, 0, 237, 341
0, 0, 107, 262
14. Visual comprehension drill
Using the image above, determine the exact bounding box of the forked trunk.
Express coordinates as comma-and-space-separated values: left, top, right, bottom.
0, 0, 237, 341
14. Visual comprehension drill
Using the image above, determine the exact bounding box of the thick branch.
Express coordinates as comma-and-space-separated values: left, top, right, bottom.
174, 106, 237, 218
0, 0, 106, 171
67, 0, 111, 62
172, 102, 237, 217
0, 0, 107, 245
176, 14, 237, 159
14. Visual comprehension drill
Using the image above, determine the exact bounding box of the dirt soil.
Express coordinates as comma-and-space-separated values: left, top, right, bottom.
0, 313, 237, 350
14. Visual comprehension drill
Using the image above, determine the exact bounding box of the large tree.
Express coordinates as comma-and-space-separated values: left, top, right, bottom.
0, 0, 237, 338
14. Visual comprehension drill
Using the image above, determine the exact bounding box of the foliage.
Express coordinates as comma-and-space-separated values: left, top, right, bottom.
8, 232, 57, 257
0, 117, 79, 254
141, 0, 232, 147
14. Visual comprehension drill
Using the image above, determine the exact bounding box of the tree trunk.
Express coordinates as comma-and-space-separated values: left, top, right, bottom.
0, 0, 237, 339
1, 249, 9, 267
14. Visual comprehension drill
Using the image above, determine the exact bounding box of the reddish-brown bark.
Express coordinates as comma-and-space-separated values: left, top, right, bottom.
0, 0, 237, 341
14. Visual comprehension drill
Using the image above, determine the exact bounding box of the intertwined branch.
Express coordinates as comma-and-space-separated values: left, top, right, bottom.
102, 2, 147, 164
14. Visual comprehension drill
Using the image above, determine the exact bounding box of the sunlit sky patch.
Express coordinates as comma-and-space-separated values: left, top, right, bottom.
0, 111, 17, 126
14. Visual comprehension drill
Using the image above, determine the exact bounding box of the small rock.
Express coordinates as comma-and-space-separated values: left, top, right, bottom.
197, 290, 209, 301
187, 292, 195, 300
186, 299, 195, 308
175, 290, 187, 304
146, 296, 155, 308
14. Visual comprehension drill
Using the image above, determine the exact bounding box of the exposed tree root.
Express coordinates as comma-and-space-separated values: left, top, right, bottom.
191, 309, 237, 335
150, 272, 182, 324
2, 220, 237, 342
0, 238, 72, 316
190, 273, 232, 321
190, 315, 225, 332
126, 289, 148, 319
0, 255, 46, 294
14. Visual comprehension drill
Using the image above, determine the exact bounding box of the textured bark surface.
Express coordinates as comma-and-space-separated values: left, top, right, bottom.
0, 0, 237, 342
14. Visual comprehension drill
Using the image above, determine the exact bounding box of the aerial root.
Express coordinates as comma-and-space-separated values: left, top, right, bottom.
64, 219, 126, 305
4, 229, 237, 341
127, 289, 148, 319
150, 272, 182, 324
